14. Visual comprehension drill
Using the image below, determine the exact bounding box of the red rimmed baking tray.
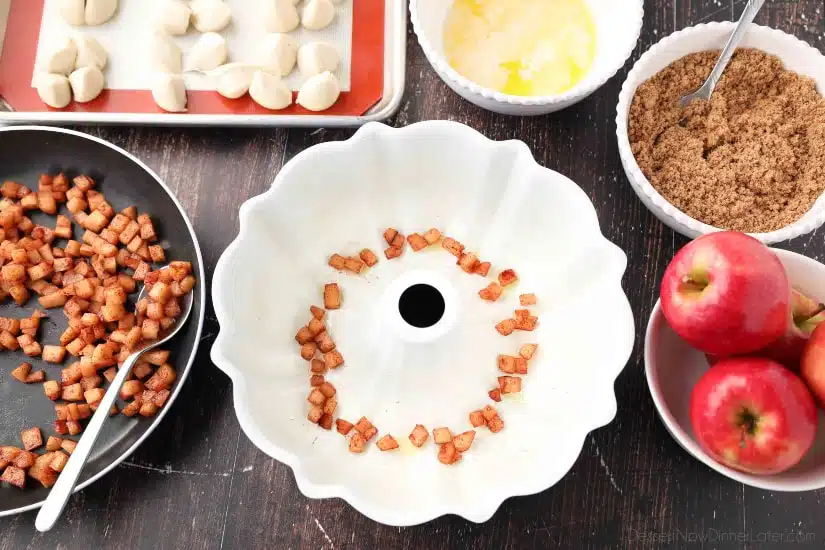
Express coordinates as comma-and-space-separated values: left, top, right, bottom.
0, 0, 405, 127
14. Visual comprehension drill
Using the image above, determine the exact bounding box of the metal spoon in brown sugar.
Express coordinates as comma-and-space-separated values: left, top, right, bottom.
35, 266, 195, 533
679, 0, 766, 109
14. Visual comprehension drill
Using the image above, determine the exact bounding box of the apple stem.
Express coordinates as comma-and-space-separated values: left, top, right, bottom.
798, 303, 825, 324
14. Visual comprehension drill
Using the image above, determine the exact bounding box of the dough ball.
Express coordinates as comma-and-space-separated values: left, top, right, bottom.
74, 34, 108, 70
265, 0, 300, 33
41, 36, 77, 76
188, 32, 228, 72
249, 70, 292, 110
157, 0, 191, 36
261, 33, 298, 77
151, 73, 188, 112
297, 42, 339, 78
191, 0, 232, 33
58, 0, 86, 26
35, 73, 72, 109
301, 0, 336, 31
68, 66, 105, 103
85, 0, 118, 26
296, 71, 340, 111
149, 32, 183, 74
215, 63, 256, 99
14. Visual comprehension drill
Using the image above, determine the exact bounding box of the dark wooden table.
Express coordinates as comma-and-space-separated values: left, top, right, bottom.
2, 1, 824, 549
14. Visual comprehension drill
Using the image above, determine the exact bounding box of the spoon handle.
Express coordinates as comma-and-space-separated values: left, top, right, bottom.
34, 352, 142, 532
702, 0, 766, 96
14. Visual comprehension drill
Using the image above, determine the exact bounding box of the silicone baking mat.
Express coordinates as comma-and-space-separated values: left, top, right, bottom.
0, 0, 385, 117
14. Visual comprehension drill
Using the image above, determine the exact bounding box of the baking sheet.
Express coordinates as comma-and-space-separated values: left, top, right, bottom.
33, 0, 354, 92
0, 0, 405, 126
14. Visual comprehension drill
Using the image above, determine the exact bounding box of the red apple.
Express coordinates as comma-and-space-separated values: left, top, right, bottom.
690, 357, 818, 475
705, 289, 825, 369
759, 289, 825, 369
661, 231, 791, 356
801, 323, 825, 408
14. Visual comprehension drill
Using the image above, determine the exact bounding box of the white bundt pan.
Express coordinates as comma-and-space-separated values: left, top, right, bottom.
210, 121, 635, 526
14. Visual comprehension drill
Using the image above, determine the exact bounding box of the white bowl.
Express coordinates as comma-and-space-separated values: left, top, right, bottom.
211, 121, 635, 525
645, 247, 825, 491
616, 23, 825, 244
410, 0, 643, 115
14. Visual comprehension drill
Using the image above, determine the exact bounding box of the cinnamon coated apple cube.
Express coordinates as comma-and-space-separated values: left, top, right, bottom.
498, 269, 518, 287
310, 374, 325, 387
323, 350, 344, 369
469, 410, 486, 427
25, 371, 45, 383
307, 318, 325, 336
307, 388, 326, 406
42, 345, 66, 364
354, 417, 377, 441
323, 283, 341, 310
61, 439, 77, 454
514, 357, 528, 375
488, 388, 502, 402
495, 318, 516, 336
384, 246, 403, 260
432, 427, 452, 444
441, 237, 464, 257
295, 326, 313, 344
21, 427, 43, 451
61, 383, 83, 402
343, 256, 365, 274
307, 405, 323, 424
300, 342, 317, 360
49, 451, 69, 473
376, 435, 399, 451
453, 431, 476, 452
498, 376, 522, 394
45, 436, 63, 452
336, 419, 353, 435
1, 465, 26, 488
409, 424, 429, 447
423, 228, 441, 245
458, 252, 479, 273
139, 401, 159, 417
519, 343, 538, 360
481, 405, 499, 422
391, 233, 404, 248
10, 362, 30, 382
43, 380, 61, 400
359, 248, 378, 267
473, 261, 491, 276
519, 293, 537, 306
383, 228, 398, 245
315, 331, 335, 354
514, 314, 538, 331
349, 433, 366, 453
322, 398, 337, 416
438, 442, 460, 465
498, 355, 517, 374
407, 233, 428, 251
310, 358, 326, 374
328, 253, 346, 270
318, 382, 336, 399
479, 282, 503, 302
310, 306, 325, 320
488, 415, 505, 433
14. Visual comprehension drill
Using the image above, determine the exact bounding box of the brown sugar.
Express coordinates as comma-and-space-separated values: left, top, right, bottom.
628, 48, 825, 233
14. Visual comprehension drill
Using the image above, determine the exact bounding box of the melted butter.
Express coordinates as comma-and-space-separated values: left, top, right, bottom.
443, 0, 597, 96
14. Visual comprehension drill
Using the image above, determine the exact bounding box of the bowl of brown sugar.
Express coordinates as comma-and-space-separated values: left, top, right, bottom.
616, 22, 825, 243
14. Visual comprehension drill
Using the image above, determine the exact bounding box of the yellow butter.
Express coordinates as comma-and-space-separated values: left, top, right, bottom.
443, 0, 597, 96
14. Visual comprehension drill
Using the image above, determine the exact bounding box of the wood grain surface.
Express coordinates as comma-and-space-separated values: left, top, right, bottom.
2, 1, 824, 549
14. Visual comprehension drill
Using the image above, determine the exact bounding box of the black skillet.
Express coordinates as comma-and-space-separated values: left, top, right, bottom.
0, 126, 205, 517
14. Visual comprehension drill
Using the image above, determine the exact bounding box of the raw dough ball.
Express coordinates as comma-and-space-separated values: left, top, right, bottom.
297, 42, 339, 77
188, 32, 228, 72
265, 0, 300, 33
41, 36, 77, 76
296, 71, 340, 111
157, 0, 191, 36
58, 0, 86, 26
69, 66, 105, 103
191, 0, 232, 33
151, 73, 187, 112
261, 34, 298, 77
301, 0, 336, 31
150, 33, 182, 74
85, 0, 118, 26
74, 34, 108, 70
215, 63, 256, 99
249, 70, 292, 110
35, 73, 72, 108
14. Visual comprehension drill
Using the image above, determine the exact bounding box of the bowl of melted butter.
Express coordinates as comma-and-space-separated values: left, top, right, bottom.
411, 0, 643, 115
